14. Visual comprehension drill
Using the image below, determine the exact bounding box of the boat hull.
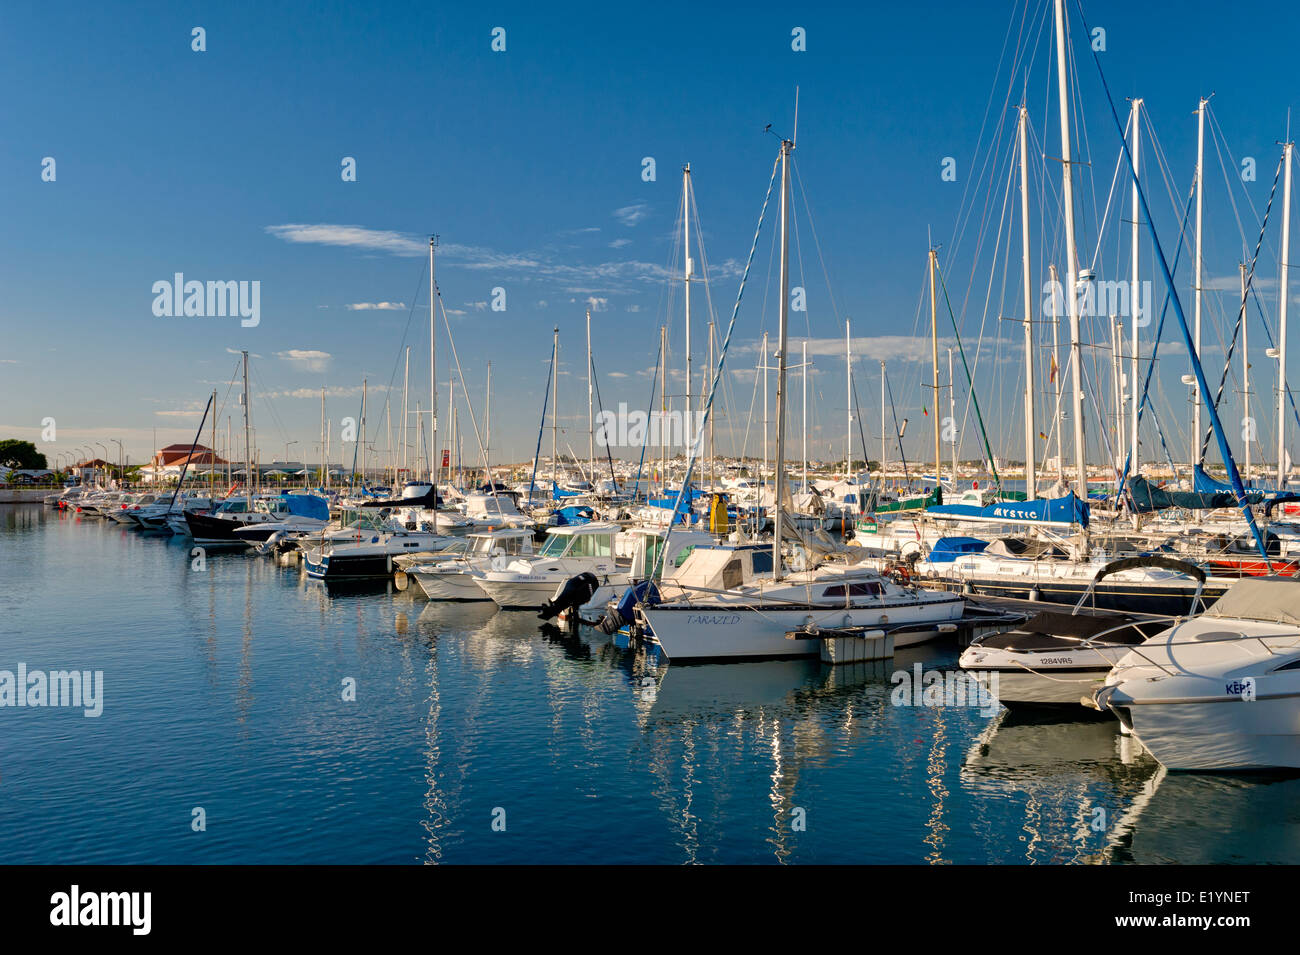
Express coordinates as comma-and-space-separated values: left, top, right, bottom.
410, 570, 491, 601
938, 576, 1224, 616
642, 594, 965, 661
1119, 696, 1300, 771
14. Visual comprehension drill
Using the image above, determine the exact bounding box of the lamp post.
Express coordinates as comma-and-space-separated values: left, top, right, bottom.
110, 439, 123, 485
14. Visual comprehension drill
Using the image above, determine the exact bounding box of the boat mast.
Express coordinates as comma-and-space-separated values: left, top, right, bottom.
683, 164, 693, 423
773, 134, 794, 581
1130, 98, 1143, 480
929, 248, 941, 486
802, 338, 809, 490
552, 326, 559, 492
1193, 97, 1208, 468
845, 319, 852, 481
402, 347, 409, 482
948, 347, 957, 484
360, 377, 367, 484
485, 360, 492, 471
430, 236, 438, 494
1278, 140, 1293, 490
1241, 263, 1251, 483
880, 360, 887, 487
1050, 263, 1064, 481
210, 389, 217, 496
1054, 0, 1088, 500
241, 349, 251, 496
660, 324, 667, 490
708, 321, 716, 489
586, 308, 594, 486
1018, 105, 1037, 496
762, 329, 769, 491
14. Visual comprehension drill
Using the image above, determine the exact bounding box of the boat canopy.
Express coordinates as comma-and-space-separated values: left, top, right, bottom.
925, 491, 1089, 529
1128, 475, 1238, 512
1206, 576, 1300, 626
281, 494, 329, 521
1090, 554, 1206, 585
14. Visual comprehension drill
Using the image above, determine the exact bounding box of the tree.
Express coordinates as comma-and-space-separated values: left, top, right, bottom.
0, 439, 47, 469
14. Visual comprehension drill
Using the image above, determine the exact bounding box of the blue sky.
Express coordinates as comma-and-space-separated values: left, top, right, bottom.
4, 1, 1300, 472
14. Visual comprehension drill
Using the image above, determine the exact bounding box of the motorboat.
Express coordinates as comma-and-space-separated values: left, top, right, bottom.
959, 556, 1205, 706
638, 541, 965, 662
1092, 575, 1300, 771
407, 527, 536, 601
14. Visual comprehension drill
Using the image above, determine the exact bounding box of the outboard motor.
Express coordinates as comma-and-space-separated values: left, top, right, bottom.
597, 580, 660, 636
539, 572, 600, 621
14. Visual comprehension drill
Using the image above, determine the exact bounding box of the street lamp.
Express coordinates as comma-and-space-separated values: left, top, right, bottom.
110, 439, 124, 485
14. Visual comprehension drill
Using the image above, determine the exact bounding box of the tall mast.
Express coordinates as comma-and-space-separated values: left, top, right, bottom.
1050, 263, 1064, 480
402, 347, 409, 481
1112, 320, 1123, 478
1193, 97, 1208, 467
1130, 98, 1143, 478
880, 361, 887, 484
802, 338, 809, 490
708, 321, 716, 489
929, 248, 941, 485
683, 164, 693, 420
949, 347, 960, 484
210, 389, 217, 495
586, 308, 594, 485
1018, 105, 1037, 496
1241, 262, 1251, 483
552, 326, 559, 491
1054, 0, 1088, 499
845, 319, 852, 481
429, 236, 438, 492
485, 361, 492, 469
1279, 140, 1294, 489
773, 135, 793, 581
660, 324, 667, 489
762, 330, 769, 488
360, 377, 367, 484
241, 349, 251, 496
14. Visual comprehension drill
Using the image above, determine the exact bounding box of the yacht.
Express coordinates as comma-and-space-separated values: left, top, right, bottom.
959, 556, 1205, 706
638, 542, 965, 662
1092, 576, 1300, 771
407, 528, 536, 600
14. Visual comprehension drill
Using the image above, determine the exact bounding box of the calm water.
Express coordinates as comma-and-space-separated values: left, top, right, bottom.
3, 502, 1299, 864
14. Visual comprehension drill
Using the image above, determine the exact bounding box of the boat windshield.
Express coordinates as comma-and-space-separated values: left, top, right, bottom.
538, 533, 570, 558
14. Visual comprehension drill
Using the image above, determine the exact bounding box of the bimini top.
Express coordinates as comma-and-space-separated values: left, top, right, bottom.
1206, 576, 1300, 626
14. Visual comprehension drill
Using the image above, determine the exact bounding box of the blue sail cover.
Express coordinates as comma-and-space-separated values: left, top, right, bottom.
1192, 464, 1269, 502
925, 492, 1089, 529
281, 494, 330, 521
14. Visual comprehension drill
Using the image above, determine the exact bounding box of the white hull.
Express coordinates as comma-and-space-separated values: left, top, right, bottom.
960, 645, 1133, 706
476, 573, 627, 611
642, 595, 964, 661
1123, 697, 1300, 771
411, 570, 491, 601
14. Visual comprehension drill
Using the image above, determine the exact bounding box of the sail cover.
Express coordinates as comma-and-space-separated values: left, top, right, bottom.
924, 492, 1089, 529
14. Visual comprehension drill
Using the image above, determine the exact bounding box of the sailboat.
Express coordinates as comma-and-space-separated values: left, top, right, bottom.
637, 122, 966, 662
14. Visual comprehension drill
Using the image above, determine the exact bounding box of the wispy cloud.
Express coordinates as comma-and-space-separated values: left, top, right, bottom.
609, 238, 632, 249
345, 302, 406, 311
261, 384, 388, 400
614, 203, 649, 227
276, 349, 332, 372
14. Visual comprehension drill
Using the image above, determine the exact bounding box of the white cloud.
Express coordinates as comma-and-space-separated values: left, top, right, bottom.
614, 203, 650, 227
610, 238, 632, 249
345, 302, 406, 311
275, 349, 332, 372
608, 371, 628, 378
585, 296, 608, 312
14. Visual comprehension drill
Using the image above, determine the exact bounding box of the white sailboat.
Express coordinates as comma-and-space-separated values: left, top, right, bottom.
638, 122, 966, 662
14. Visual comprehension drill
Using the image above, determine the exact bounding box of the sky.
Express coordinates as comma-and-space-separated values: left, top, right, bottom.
4, 0, 1300, 474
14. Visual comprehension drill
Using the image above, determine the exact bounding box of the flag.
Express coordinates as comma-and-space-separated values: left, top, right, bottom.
922, 406, 929, 417
1039, 431, 1047, 440
1049, 356, 1058, 383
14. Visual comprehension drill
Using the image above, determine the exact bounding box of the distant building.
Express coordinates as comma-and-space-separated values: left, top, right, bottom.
150, 444, 227, 468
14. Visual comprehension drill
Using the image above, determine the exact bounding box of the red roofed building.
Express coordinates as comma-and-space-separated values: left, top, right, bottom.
150, 444, 227, 468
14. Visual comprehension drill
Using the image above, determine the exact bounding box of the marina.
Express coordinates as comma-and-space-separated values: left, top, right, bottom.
4, 0, 1300, 892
